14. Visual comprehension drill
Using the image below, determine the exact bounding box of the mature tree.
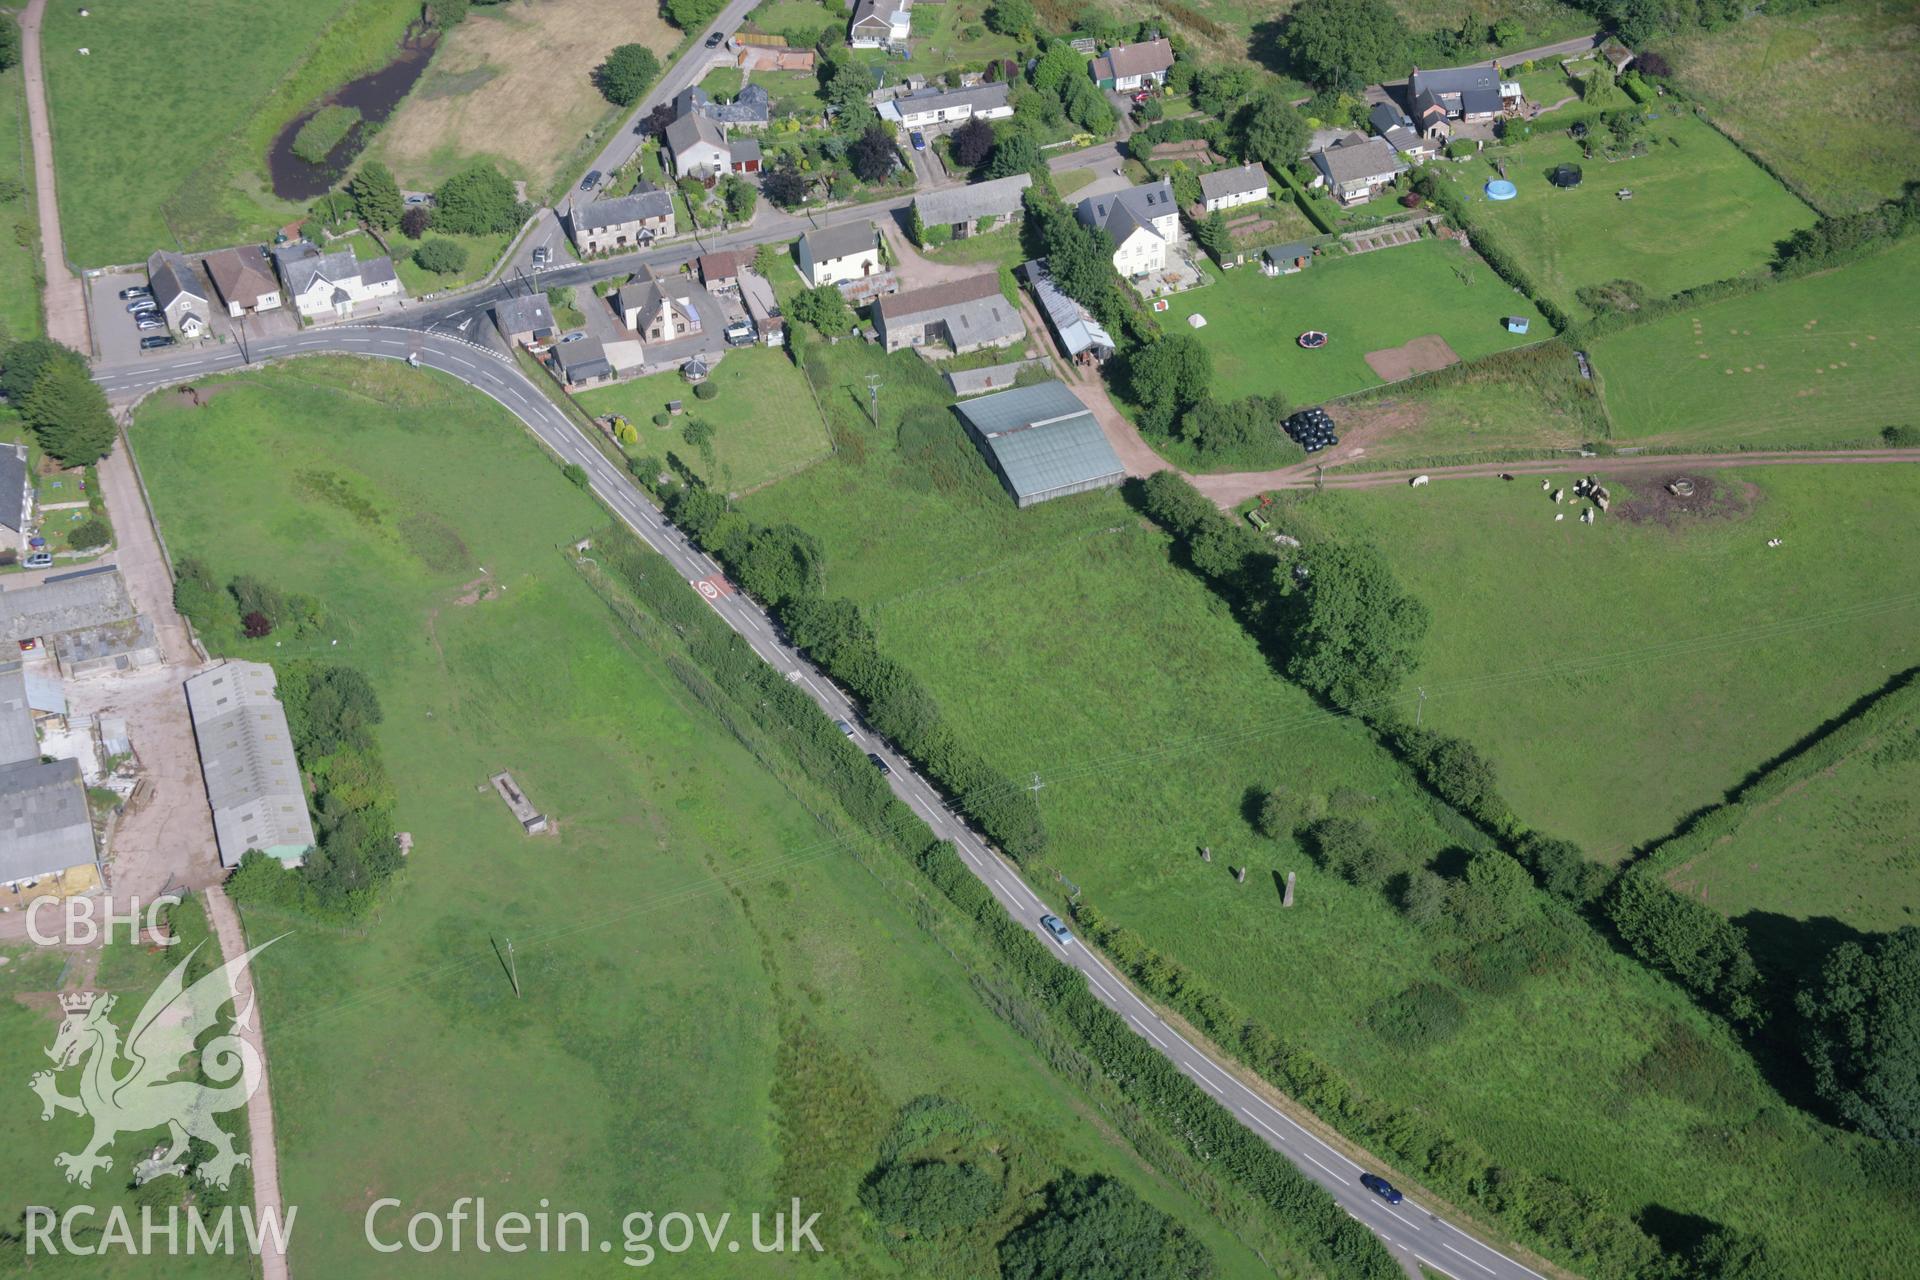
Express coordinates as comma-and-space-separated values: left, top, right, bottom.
998, 1173, 1214, 1280
984, 132, 1043, 179
1238, 91, 1308, 168
949, 116, 997, 169
348, 160, 404, 230
662, 0, 726, 31
761, 160, 808, 209
1450, 849, 1533, 941
984, 0, 1035, 37
735, 524, 825, 606
0, 337, 79, 403
432, 162, 520, 235
789, 284, 853, 335
21, 359, 116, 465
1180, 394, 1289, 456
1063, 75, 1116, 134
861, 1160, 1002, 1237
1192, 211, 1231, 259
1029, 40, 1085, 96
1278, 0, 1412, 92
1280, 535, 1429, 707
1608, 871, 1763, 1023
594, 43, 661, 106
399, 204, 433, 239
1687, 1227, 1785, 1280
719, 173, 757, 222
1400, 868, 1450, 927
1191, 66, 1258, 117
413, 239, 469, 274
1126, 335, 1213, 432
0, 15, 20, 73
1304, 817, 1403, 888
1517, 832, 1607, 903
1797, 926, 1920, 1141
851, 125, 899, 182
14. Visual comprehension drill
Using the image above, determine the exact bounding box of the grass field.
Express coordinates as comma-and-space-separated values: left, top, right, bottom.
734, 336, 1920, 1279
0, 901, 250, 1280
1440, 111, 1817, 317
369, 0, 679, 194
1660, 688, 1920, 934
1661, 0, 1920, 214
1157, 238, 1549, 406
0, 64, 42, 340
1310, 466, 1920, 860
1590, 239, 1920, 449
42, 0, 420, 263
127, 356, 1283, 1278
576, 347, 834, 493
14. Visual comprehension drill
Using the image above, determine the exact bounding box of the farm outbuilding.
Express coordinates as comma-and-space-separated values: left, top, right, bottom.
952, 381, 1125, 508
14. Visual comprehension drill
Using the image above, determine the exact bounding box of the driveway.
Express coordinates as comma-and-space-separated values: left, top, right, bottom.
19, 0, 90, 353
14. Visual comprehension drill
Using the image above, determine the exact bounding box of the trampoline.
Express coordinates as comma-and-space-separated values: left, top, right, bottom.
1297, 330, 1328, 349
1484, 179, 1517, 200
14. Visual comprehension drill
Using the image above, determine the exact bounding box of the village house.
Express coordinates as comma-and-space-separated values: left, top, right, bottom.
1368, 101, 1440, 160
798, 221, 882, 287
675, 83, 772, 129
566, 188, 676, 254
871, 273, 1025, 355
878, 81, 1013, 129
146, 250, 210, 336
202, 246, 283, 317
548, 335, 614, 387
1408, 64, 1502, 136
617, 267, 705, 347
1309, 133, 1409, 206
1090, 38, 1174, 92
849, 0, 912, 47
698, 250, 744, 293
913, 171, 1030, 239
667, 112, 732, 182
1076, 179, 1179, 277
270, 242, 403, 320
492, 295, 555, 346
1197, 163, 1269, 213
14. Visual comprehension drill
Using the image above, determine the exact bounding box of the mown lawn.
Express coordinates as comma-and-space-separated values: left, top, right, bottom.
41, 0, 419, 263
1157, 237, 1549, 406
738, 336, 1919, 1280
576, 347, 834, 493
1662, 0, 1920, 214
0, 65, 42, 340
1589, 239, 1920, 449
127, 356, 1276, 1279
1437, 110, 1817, 317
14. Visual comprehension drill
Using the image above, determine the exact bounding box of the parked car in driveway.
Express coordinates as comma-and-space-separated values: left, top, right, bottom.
135, 316, 166, 331
560, 331, 586, 343
139, 334, 175, 350
1360, 1174, 1403, 1205
118, 285, 151, 300
1040, 914, 1072, 944
910, 131, 926, 151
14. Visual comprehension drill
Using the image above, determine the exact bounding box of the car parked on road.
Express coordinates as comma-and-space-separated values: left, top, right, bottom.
118, 285, 151, 300
139, 334, 175, 350
532, 245, 552, 266
866, 752, 891, 776
24, 552, 53, 569
1360, 1174, 1403, 1205
704, 30, 725, 47
834, 718, 855, 737
1040, 914, 1072, 944
580, 169, 602, 192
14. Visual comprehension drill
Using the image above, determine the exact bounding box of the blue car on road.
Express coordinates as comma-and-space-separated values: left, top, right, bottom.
1040, 914, 1072, 944
1360, 1173, 1403, 1205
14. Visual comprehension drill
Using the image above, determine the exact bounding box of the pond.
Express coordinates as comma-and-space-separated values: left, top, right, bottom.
267, 24, 438, 201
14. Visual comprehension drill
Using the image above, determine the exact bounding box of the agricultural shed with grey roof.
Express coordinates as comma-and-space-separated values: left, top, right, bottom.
914, 172, 1031, 229
0, 567, 136, 644
952, 381, 1125, 508
0, 758, 95, 888
185, 660, 315, 868
0, 662, 37, 767
1019, 260, 1114, 363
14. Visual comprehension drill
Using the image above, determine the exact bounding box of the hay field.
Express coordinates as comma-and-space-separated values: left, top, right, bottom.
369, 0, 680, 192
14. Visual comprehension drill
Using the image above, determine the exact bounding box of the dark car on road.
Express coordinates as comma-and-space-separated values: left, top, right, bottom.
580, 169, 602, 192
139, 334, 175, 350
866, 752, 891, 776
705, 30, 725, 47
1360, 1174, 1403, 1205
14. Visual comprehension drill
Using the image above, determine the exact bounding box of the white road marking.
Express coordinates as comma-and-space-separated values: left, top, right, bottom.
1414, 1257, 1459, 1280
1249, 1114, 1288, 1143
1441, 1241, 1496, 1275
1086, 976, 1116, 1002
1126, 1014, 1167, 1048
1301, 1150, 1338, 1177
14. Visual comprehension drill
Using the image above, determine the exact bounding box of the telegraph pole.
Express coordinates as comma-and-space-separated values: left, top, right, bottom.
1416, 686, 1427, 727
864, 373, 883, 427
505, 938, 521, 997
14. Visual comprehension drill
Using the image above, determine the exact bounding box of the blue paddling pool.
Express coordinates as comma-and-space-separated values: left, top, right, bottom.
1485, 179, 1517, 200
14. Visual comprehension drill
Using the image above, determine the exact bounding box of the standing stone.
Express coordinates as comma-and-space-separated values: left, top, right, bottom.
1283, 871, 1296, 907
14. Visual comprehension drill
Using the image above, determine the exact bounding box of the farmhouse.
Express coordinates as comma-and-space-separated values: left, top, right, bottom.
0, 443, 28, 552
1198, 163, 1269, 213
566, 188, 676, 254
202, 246, 283, 316
1020, 259, 1114, 365
1310, 134, 1408, 206
914, 172, 1030, 238
798, 221, 882, 287
878, 81, 1013, 128
184, 660, 316, 869
953, 381, 1126, 508
617, 268, 704, 346
872, 273, 1024, 355
667, 112, 732, 182
1091, 38, 1174, 92
1408, 64, 1502, 135
145, 250, 209, 336
270, 242, 402, 319
849, 0, 911, 47
1076, 180, 1179, 277
492, 295, 555, 345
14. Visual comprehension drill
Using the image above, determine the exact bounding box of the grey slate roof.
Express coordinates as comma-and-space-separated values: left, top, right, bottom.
271, 244, 362, 297
802, 220, 878, 264
1198, 163, 1268, 203
1092, 38, 1173, 82
666, 111, 727, 157
0, 443, 26, 535
1409, 64, 1500, 98
1263, 240, 1317, 266
573, 189, 675, 231
874, 273, 1023, 347
359, 256, 399, 287
914, 172, 1031, 227
184, 660, 315, 867
493, 295, 553, 336
146, 250, 207, 309
731, 137, 762, 164
1369, 101, 1412, 135
954, 381, 1124, 506
706, 83, 771, 125
1314, 135, 1405, 185
0, 568, 135, 644
0, 757, 95, 885
0, 662, 37, 767
888, 81, 1010, 118
1020, 259, 1114, 360
555, 337, 612, 381
1076, 180, 1175, 244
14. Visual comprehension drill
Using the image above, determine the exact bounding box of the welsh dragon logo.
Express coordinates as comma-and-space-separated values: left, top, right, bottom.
30, 938, 280, 1190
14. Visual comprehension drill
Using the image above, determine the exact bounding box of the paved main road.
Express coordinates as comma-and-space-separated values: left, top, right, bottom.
96, 327, 1549, 1280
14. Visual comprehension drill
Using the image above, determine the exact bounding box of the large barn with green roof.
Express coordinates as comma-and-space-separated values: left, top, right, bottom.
952, 382, 1127, 508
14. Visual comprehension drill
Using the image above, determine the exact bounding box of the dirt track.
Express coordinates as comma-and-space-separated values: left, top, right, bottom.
20, 0, 91, 352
